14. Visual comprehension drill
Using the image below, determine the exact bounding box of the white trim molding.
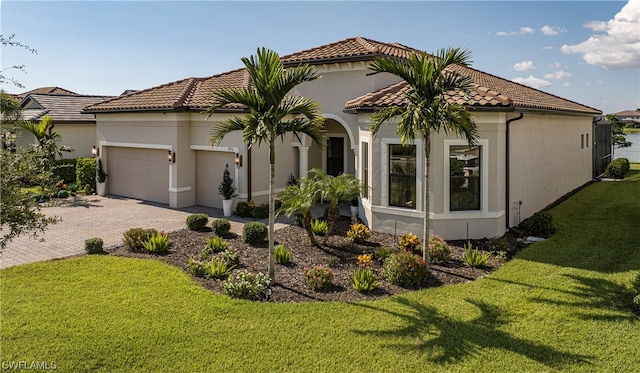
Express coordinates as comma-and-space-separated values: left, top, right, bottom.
380, 138, 423, 212
443, 138, 490, 217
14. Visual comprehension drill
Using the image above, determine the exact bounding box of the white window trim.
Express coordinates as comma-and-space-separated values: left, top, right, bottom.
360, 136, 370, 202
443, 139, 489, 218
381, 138, 423, 212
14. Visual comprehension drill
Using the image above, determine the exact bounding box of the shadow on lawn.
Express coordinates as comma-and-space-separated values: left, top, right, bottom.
351, 297, 592, 369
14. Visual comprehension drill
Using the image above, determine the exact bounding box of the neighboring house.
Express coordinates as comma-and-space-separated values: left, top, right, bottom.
84, 37, 601, 240
613, 110, 640, 127
16, 92, 113, 158
13, 86, 78, 101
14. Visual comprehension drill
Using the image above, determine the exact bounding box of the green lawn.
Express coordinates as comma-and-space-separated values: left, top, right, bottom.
2, 167, 639, 372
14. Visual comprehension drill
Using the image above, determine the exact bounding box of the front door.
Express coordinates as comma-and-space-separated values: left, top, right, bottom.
326, 137, 344, 176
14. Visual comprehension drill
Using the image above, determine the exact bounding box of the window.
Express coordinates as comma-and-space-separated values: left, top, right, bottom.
581, 134, 584, 149
450, 145, 480, 211
586, 133, 589, 148
361, 142, 369, 198
389, 144, 416, 209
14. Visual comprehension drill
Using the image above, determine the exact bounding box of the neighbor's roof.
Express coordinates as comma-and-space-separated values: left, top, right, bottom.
614, 110, 640, 117
84, 36, 601, 115
14, 86, 78, 100
20, 93, 114, 123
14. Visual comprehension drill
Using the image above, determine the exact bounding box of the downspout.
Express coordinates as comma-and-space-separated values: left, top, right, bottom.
505, 112, 524, 230
247, 145, 252, 201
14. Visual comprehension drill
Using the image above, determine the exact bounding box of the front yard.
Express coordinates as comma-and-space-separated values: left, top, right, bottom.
1, 165, 638, 372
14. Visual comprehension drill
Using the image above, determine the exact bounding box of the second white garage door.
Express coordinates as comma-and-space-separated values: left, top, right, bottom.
107, 147, 170, 204
196, 151, 236, 208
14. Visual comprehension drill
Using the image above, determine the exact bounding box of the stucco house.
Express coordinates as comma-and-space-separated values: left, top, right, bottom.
15, 90, 113, 158
84, 37, 601, 240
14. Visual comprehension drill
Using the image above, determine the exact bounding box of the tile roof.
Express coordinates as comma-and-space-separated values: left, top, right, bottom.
20, 94, 114, 122
85, 36, 600, 115
14, 86, 77, 100
614, 110, 640, 117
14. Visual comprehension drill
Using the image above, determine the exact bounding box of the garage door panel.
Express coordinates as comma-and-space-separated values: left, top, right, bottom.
196, 151, 235, 208
108, 147, 169, 204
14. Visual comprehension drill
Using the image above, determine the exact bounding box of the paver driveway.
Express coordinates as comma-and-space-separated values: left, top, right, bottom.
0, 195, 247, 269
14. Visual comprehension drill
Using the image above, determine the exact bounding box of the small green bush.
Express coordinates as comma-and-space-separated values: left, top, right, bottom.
428, 235, 451, 264
381, 251, 430, 288
633, 294, 640, 314
75, 157, 96, 192
489, 237, 509, 252
243, 221, 268, 245
346, 223, 370, 243
143, 232, 171, 254
605, 158, 630, 179
57, 190, 69, 198
464, 241, 489, 268
274, 244, 291, 265
186, 213, 209, 231
251, 204, 269, 219
373, 247, 393, 262
207, 257, 234, 279
222, 270, 270, 299
211, 219, 231, 237
84, 237, 104, 254
311, 219, 328, 236
304, 266, 334, 291
123, 228, 158, 252
205, 235, 228, 254
526, 211, 556, 238
351, 268, 379, 293
188, 257, 208, 278
234, 201, 253, 217
326, 256, 339, 268
398, 233, 421, 251
218, 249, 240, 267
52, 158, 77, 183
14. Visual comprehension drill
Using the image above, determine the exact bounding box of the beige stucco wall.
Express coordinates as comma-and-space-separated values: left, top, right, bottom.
13, 123, 96, 159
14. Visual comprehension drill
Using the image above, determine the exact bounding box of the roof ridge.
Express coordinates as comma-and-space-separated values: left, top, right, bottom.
355, 37, 381, 53
172, 77, 201, 108
84, 77, 197, 110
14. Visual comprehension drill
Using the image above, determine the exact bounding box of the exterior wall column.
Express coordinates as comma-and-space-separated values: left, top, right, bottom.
298, 146, 309, 178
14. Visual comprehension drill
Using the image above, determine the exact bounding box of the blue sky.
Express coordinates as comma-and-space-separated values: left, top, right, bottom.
2, 1, 638, 114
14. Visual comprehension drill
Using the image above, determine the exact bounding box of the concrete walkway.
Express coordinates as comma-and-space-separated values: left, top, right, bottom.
0, 195, 278, 269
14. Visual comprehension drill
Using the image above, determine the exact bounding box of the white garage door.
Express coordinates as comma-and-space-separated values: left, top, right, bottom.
107, 147, 170, 204
196, 151, 236, 208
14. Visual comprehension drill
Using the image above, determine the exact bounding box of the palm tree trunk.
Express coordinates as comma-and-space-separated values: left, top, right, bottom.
302, 210, 319, 246
423, 134, 431, 265
268, 141, 276, 281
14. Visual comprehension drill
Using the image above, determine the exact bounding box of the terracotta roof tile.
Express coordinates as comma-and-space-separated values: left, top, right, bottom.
14, 86, 77, 100
85, 36, 600, 115
20, 94, 113, 122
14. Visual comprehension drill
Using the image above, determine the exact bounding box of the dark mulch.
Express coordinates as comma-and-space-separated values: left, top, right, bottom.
109, 217, 516, 303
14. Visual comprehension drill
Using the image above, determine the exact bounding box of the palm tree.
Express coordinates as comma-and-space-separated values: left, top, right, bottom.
308, 168, 361, 239
205, 47, 325, 281
15, 115, 71, 163
277, 178, 321, 246
369, 48, 478, 264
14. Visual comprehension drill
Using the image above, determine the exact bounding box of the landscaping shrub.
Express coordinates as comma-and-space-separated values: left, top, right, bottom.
57, 190, 69, 198
351, 268, 379, 293
464, 241, 489, 268
52, 158, 77, 184
373, 247, 393, 262
84, 237, 104, 254
633, 294, 640, 314
428, 235, 451, 264
222, 270, 270, 299
143, 232, 171, 254
304, 266, 334, 291
526, 211, 556, 238
205, 235, 228, 254
218, 249, 240, 267
346, 223, 370, 243
381, 251, 430, 288
398, 233, 421, 251
489, 237, 509, 252
311, 219, 328, 236
207, 257, 234, 279
123, 228, 158, 252
188, 257, 208, 278
75, 157, 96, 192
251, 203, 269, 219
326, 256, 339, 268
274, 244, 291, 265
242, 221, 268, 245
186, 213, 209, 231
356, 253, 373, 268
211, 219, 231, 237
234, 201, 253, 217
605, 157, 630, 179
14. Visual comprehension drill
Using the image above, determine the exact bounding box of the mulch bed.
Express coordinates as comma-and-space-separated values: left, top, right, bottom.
109, 217, 518, 303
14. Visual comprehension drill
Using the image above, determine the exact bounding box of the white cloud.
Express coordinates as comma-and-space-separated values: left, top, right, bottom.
562, 82, 572, 88
513, 61, 536, 71
512, 76, 553, 89
543, 70, 573, 79
541, 25, 566, 36
561, 0, 640, 70
496, 26, 535, 36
